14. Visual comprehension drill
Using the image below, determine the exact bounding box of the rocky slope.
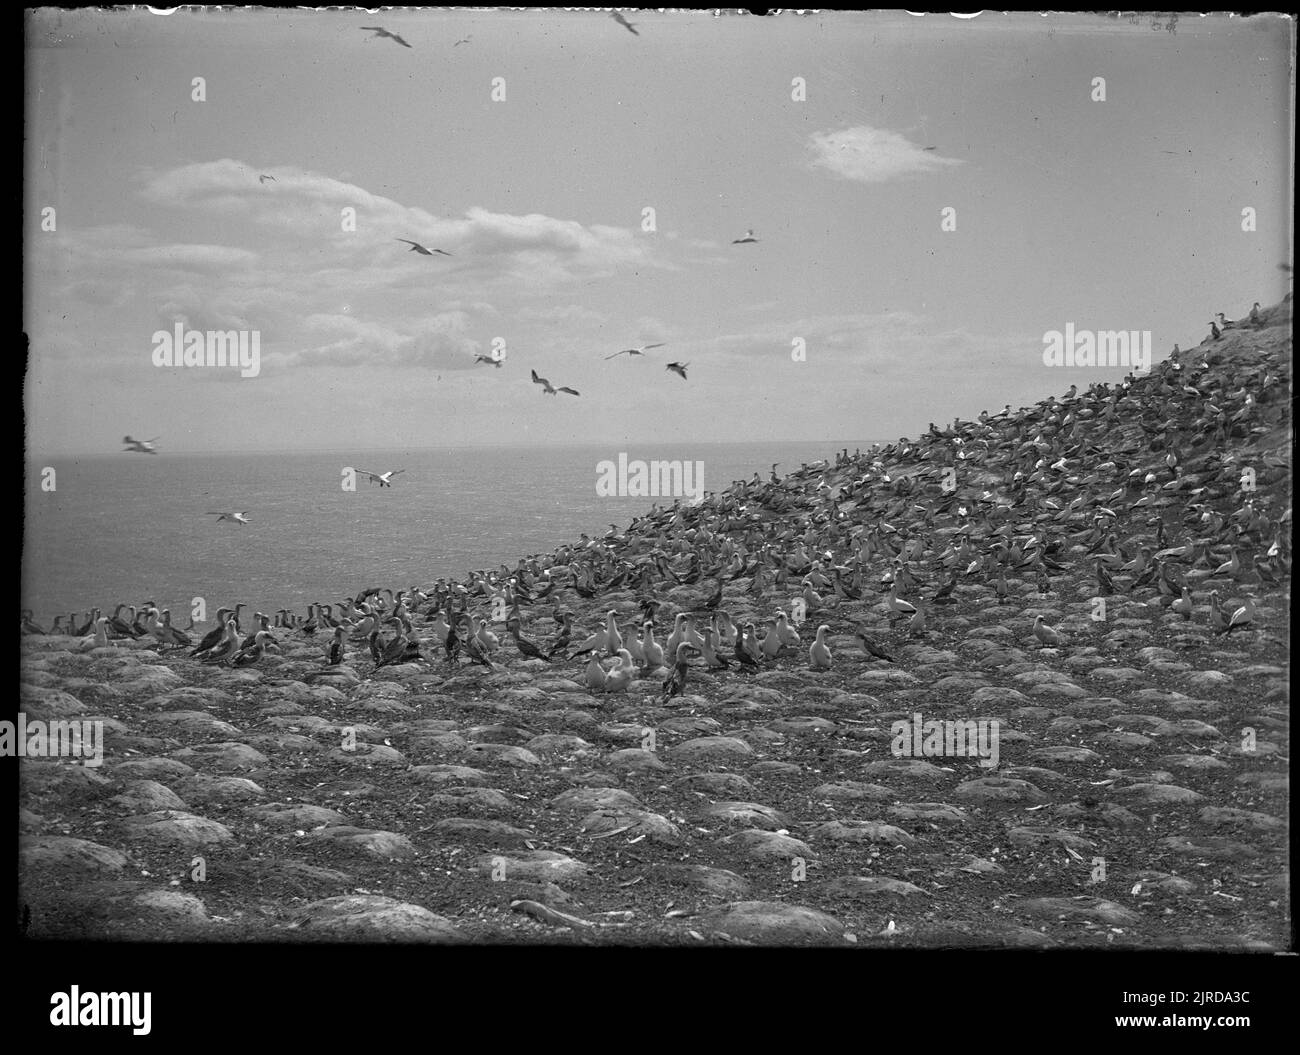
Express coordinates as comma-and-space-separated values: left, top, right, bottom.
18, 297, 1291, 946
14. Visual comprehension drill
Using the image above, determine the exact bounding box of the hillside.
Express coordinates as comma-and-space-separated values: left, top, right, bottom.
18, 295, 1291, 947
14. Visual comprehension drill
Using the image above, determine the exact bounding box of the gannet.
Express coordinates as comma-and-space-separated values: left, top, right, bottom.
885, 584, 917, 618
605, 343, 665, 360
661, 641, 697, 698
809, 625, 833, 669
666, 362, 689, 380
1226, 598, 1256, 634
462, 631, 494, 669
473, 352, 505, 368
665, 612, 691, 657
584, 653, 608, 691
1032, 615, 1065, 647
354, 469, 406, 487
474, 618, 500, 654
610, 11, 639, 35
731, 229, 758, 244
699, 627, 729, 669
640, 621, 665, 671
1171, 587, 1194, 621
208, 511, 250, 525
395, 238, 451, 256
201, 620, 241, 665
734, 624, 761, 670
361, 26, 412, 48
259, 174, 276, 185
760, 622, 783, 660
603, 649, 636, 693
509, 621, 550, 662
856, 631, 895, 663
122, 436, 159, 454
326, 626, 346, 665
774, 610, 801, 647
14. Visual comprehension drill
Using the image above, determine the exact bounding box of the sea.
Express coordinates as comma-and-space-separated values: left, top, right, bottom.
22, 440, 879, 627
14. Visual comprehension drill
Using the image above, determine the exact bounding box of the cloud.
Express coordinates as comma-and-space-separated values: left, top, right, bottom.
807, 126, 963, 184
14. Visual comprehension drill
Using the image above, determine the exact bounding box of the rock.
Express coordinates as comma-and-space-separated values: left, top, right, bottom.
292, 895, 461, 942
700, 901, 844, 944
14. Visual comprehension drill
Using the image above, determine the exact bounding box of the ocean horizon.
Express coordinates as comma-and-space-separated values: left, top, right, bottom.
22, 439, 881, 625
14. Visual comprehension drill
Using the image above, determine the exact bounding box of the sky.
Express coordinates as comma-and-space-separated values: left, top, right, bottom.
24, 9, 1294, 456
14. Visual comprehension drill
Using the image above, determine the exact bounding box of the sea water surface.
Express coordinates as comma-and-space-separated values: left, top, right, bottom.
23, 441, 877, 624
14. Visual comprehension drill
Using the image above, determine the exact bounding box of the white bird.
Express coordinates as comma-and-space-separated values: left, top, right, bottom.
774, 610, 801, 647
474, 618, 500, 654
584, 653, 608, 691
354, 468, 406, 487
603, 649, 635, 693
1032, 615, 1066, 647
395, 238, 450, 256
885, 584, 917, 617
473, 352, 504, 368
208, 511, 250, 525
122, 435, 159, 454
605, 343, 665, 360
732, 229, 758, 244
640, 621, 665, 671
809, 625, 833, 670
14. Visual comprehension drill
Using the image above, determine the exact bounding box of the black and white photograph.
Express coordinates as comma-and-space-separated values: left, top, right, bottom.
18, 6, 1294, 1027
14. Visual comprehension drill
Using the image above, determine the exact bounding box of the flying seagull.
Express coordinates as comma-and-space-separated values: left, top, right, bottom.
361, 26, 411, 48
666, 362, 689, 380
259, 174, 276, 184
354, 469, 407, 487
732, 229, 758, 244
530, 369, 580, 396
122, 436, 159, 454
208, 511, 250, 525
396, 238, 452, 257
474, 352, 505, 368
605, 342, 666, 360
610, 11, 639, 35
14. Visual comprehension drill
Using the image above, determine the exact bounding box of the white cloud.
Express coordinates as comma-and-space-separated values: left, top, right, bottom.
807, 126, 963, 184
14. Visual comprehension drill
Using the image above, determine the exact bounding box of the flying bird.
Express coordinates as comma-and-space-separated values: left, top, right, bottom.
396, 238, 451, 257
354, 469, 406, 487
732, 229, 758, 244
122, 436, 159, 454
208, 511, 250, 525
453, 36, 472, 46
530, 369, 578, 396
606, 343, 666, 360
258, 174, 276, 184
666, 362, 689, 380
473, 353, 505, 368
361, 26, 411, 48
610, 11, 639, 35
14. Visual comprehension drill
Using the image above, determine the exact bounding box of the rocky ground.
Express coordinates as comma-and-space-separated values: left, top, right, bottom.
17, 306, 1291, 948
